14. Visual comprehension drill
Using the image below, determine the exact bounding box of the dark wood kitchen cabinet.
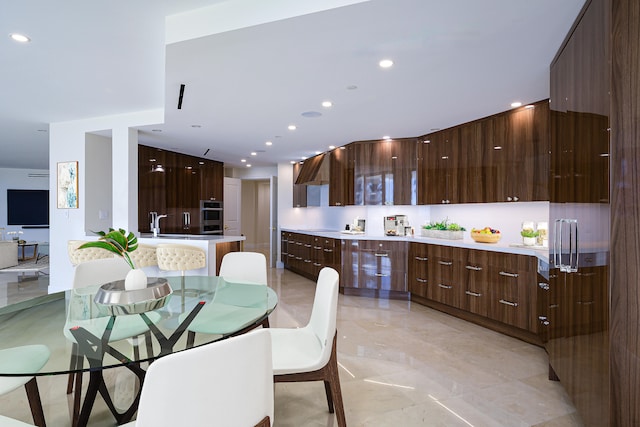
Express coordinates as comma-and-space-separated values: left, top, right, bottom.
329, 146, 354, 206
138, 145, 223, 234
282, 232, 341, 282
292, 162, 307, 208
418, 128, 460, 205
426, 244, 461, 308
459, 247, 490, 317
408, 242, 429, 298
457, 120, 488, 203
487, 100, 550, 203
486, 251, 536, 331
340, 239, 407, 297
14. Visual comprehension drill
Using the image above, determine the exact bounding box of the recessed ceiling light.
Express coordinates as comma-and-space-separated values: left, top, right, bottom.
329, 145, 336, 149
265, 141, 272, 146
9, 33, 30, 43
290, 160, 296, 164
315, 151, 321, 155
251, 152, 257, 156
246, 164, 252, 168
301, 156, 307, 160
379, 59, 394, 68
524, 104, 535, 109
322, 101, 333, 108
288, 125, 297, 130
511, 102, 522, 108
241, 159, 247, 163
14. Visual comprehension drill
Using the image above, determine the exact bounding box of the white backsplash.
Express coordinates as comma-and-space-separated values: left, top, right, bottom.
279, 184, 549, 246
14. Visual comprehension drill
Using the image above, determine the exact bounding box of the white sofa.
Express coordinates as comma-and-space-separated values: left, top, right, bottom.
0, 241, 18, 269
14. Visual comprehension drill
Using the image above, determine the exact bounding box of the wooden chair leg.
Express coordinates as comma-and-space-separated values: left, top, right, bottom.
24, 377, 46, 427
187, 331, 196, 348
326, 336, 346, 427
66, 343, 79, 394
262, 317, 270, 328
145, 331, 154, 359
323, 380, 334, 413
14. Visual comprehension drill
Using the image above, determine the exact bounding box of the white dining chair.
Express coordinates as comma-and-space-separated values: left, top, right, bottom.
0, 416, 35, 426
184, 251, 270, 347
0, 344, 51, 427
122, 329, 273, 427
64, 258, 159, 395
268, 267, 346, 427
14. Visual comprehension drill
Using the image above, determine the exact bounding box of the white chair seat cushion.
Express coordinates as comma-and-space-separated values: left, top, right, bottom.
63, 312, 161, 343
180, 303, 266, 335
0, 415, 35, 426
269, 327, 325, 375
0, 345, 50, 395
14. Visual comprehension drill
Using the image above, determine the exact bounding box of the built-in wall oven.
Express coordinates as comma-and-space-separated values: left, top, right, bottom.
200, 200, 223, 234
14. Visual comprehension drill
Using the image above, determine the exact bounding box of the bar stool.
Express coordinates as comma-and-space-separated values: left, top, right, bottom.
128, 244, 158, 268
67, 240, 113, 265
156, 244, 206, 307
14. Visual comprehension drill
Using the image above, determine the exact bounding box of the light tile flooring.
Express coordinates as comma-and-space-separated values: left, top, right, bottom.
0, 264, 585, 426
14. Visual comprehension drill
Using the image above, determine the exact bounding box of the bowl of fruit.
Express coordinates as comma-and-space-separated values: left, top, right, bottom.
470, 227, 501, 243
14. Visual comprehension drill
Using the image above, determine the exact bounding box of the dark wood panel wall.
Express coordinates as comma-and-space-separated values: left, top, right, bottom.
610, 0, 640, 424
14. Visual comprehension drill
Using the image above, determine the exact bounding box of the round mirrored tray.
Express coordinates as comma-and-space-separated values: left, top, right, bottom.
94, 277, 173, 315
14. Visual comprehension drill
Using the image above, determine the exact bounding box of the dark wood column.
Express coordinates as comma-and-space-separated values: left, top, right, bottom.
610, 0, 640, 424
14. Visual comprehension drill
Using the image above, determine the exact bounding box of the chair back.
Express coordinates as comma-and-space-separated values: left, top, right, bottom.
219, 252, 267, 285
72, 257, 131, 289
67, 240, 114, 266
128, 244, 158, 268
307, 267, 340, 363
156, 244, 206, 272
134, 329, 273, 427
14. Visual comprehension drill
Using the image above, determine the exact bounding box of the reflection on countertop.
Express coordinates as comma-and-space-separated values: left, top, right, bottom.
139, 233, 245, 243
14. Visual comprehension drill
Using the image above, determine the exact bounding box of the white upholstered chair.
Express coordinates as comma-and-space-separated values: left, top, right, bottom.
122, 329, 273, 427
0, 345, 51, 427
127, 244, 158, 268
67, 240, 114, 266
184, 251, 270, 347
0, 416, 35, 426
268, 267, 346, 427
64, 258, 159, 396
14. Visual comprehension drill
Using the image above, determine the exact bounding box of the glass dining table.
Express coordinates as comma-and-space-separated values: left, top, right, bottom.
0, 276, 278, 427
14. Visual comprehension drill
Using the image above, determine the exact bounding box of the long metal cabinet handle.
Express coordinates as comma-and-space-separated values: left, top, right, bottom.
416, 278, 427, 283
465, 291, 482, 297
375, 273, 389, 277
465, 265, 482, 271
438, 284, 452, 289
415, 256, 428, 261
499, 299, 518, 307
499, 271, 518, 278
375, 253, 389, 257
438, 261, 453, 266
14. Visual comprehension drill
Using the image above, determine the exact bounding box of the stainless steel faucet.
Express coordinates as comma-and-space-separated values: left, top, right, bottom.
150, 212, 168, 237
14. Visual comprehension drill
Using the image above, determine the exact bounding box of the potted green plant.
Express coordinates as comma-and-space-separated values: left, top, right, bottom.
421, 219, 466, 240
520, 228, 539, 246
79, 228, 146, 290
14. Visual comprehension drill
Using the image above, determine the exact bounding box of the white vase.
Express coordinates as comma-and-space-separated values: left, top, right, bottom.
124, 269, 148, 290
523, 236, 537, 246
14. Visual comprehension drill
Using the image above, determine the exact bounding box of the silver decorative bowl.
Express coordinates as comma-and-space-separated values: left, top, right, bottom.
94, 278, 173, 315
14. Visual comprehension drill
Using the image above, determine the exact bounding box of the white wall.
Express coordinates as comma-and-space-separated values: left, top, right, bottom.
85, 134, 113, 233
48, 109, 163, 292
0, 168, 50, 243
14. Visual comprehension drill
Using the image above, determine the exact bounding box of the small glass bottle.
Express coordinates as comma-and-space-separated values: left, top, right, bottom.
537, 222, 548, 246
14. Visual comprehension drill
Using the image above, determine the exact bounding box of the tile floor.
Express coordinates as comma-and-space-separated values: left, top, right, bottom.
0, 264, 585, 426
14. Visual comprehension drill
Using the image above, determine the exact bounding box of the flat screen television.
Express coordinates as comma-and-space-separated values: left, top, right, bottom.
7, 189, 50, 226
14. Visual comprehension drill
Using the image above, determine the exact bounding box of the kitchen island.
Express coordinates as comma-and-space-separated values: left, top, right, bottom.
138, 234, 245, 276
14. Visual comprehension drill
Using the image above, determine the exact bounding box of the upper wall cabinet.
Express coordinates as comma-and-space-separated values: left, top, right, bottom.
138, 145, 223, 234
354, 138, 417, 206
329, 145, 354, 207
292, 162, 307, 208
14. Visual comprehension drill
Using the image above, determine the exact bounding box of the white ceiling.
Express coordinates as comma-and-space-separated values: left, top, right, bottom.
1, 0, 585, 170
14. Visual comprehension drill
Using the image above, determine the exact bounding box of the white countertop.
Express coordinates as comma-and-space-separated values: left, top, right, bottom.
139, 234, 246, 243
281, 228, 549, 261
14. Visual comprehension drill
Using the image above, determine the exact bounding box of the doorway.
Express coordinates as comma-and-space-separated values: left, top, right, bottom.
241, 179, 271, 260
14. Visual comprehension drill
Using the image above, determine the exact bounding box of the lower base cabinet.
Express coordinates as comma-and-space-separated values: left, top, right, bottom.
281, 231, 341, 282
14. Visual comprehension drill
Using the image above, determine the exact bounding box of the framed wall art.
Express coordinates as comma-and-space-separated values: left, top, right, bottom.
57, 161, 79, 209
